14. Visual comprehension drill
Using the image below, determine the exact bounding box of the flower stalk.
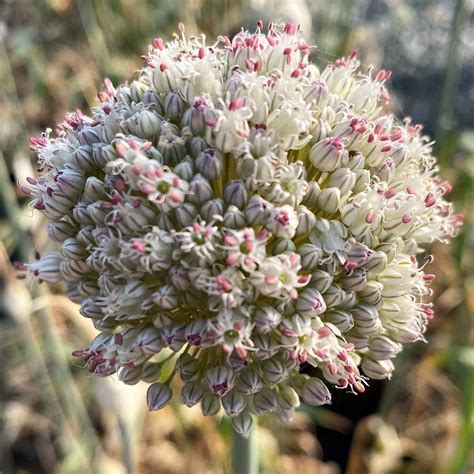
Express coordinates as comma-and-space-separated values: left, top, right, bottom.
232, 425, 258, 474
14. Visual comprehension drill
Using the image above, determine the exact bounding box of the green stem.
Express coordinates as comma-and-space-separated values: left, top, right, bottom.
435, 0, 466, 146
231, 425, 258, 474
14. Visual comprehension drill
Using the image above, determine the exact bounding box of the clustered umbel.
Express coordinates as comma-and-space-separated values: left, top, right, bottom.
21, 22, 462, 436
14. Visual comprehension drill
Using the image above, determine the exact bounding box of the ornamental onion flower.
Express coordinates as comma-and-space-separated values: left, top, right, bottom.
20, 21, 463, 437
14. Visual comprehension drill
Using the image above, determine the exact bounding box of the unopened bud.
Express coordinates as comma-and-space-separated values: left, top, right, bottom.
322, 284, 345, 307
164, 92, 186, 121
275, 405, 295, 423
277, 385, 300, 410
296, 288, 326, 315
231, 412, 254, 438
47, 220, 77, 242
56, 170, 85, 196
141, 362, 162, 382
176, 353, 199, 381
368, 335, 402, 360
180, 382, 205, 407
310, 269, 333, 293
341, 268, 367, 291
358, 280, 383, 305
328, 168, 356, 195
61, 259, 90, 283
253, 387, 277, 413
224, 180, 249, 209
263, 358, 287, 385
222, 390, 246, 417
296, 205, 317, 235
83, 177, 107, 203
347, 151, 365, 171
94, 143, 116, 167
236, 369, 263, 394
72, 202, 94, 226
147, 383, 172, 411
201, 198, 224, 221
272, 238, 296, 255
129, 79, 148, 102
76, 226, 96, 247
317, 187, 340, 213
364, 251, 387, 274
252, 334, 279, 361
352, 304, 381, 335
153, 284, 178, 310
301, 181, 321, 207
245, 195, 272, 225
119, 366, 143, 385
201, 393, 221, 416
79, 297, 103, 319
176, 203, 198, 227
173, 157, 195, 181
61, 238, 88, 260
136, 110, 162, 139
188, 174, 213, 205
189, 136, 207, 158
74, 145, 95, 171
223, 205, 247, 229
346, 331, 369, 350
136, 327, 162, 354
361, 358, 394, 380
78, 126, 101, 146
310, 137, 346, 172
196, 149, 223, 180
297, 243, 322, 271
301, 377, 331, 406
325, 310, 354, 333
65, 284, 81, 303
78, 279, 100, 296
353, 169, 370, 193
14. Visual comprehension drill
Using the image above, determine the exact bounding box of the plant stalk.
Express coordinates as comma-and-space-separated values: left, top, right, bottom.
231, 426, 258, 474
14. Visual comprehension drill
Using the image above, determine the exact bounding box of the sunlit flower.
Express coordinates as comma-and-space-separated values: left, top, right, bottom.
23, 21, 460, 437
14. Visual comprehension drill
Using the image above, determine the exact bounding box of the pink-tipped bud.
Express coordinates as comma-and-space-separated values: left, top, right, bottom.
365, 211, 375, 224
153, 38, 164, 50
229, 98, 245, 111
424, 192, 436, 208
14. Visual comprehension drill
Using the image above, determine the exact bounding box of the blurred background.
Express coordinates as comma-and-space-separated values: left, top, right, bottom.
0, 0, 473, 473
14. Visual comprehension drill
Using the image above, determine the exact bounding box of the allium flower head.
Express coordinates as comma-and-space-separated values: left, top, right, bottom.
22, 21, 462, 436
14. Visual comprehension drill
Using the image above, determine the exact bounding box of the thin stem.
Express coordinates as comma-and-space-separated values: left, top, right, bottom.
231, 425, 258, 474
164, 344, 190, 384
435, 0, 466, 146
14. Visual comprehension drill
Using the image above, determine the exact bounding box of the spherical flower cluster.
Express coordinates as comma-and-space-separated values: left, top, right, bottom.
21, 22, 462, 436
